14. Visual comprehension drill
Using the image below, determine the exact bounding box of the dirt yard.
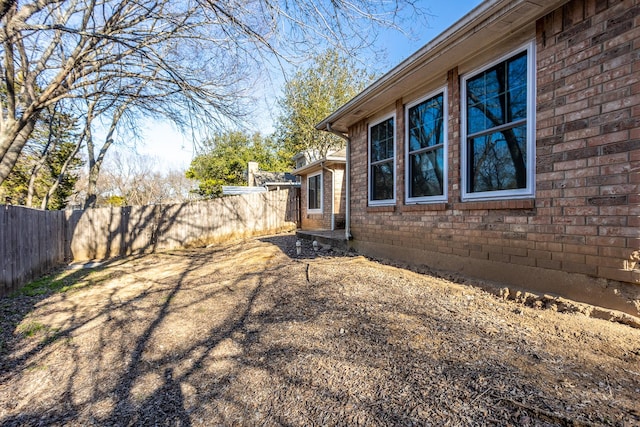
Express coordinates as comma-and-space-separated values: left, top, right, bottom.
1, 234, 639, 426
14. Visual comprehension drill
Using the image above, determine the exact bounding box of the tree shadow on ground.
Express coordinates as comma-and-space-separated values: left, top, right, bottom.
0, 237, 638, 426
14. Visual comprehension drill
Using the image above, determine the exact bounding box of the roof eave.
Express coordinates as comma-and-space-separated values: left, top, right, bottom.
316, 0, 569, 134
292, 156, 347, 176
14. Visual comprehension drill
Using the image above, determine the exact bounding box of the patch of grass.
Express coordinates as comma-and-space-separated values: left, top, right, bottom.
13, 268, 113, 297
56, 280, 92, 294
25, 363, 48, 372
16, 276, 55, 297
16, 321, 66, 345
17, 320, 47, 337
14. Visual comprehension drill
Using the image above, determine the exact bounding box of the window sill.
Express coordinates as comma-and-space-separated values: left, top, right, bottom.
402, 203, 449, 212
366, 205, 396, 213
454, 199, 535, 210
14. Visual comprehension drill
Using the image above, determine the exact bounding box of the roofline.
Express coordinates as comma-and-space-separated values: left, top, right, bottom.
263, 182, 301, 186
315, 0, 496, 131
316, 0, 568, 132
292, 155, 346, 176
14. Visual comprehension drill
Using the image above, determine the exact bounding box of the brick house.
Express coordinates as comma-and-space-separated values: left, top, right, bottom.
293, 149, 347, 231
316, 0, 640, 317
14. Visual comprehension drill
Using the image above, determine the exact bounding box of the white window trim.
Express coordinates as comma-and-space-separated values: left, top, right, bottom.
307, 171, 323, 214
405, 87, 448, 204
368, 113, 396, 206
460, 41, 536, 201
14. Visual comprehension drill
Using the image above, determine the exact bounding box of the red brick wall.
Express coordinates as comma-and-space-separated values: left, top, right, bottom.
300, 171, 324, 230
535, 0, 639, 282
331, 166, 347, 228
300, 164, 346, 230
347, 0, 639, 305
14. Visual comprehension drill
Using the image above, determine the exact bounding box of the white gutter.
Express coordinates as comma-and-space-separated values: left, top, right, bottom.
326, 123, 351, 240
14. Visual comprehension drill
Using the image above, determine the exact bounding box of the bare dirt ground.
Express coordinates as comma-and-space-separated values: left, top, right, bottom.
1, 233, 639, 426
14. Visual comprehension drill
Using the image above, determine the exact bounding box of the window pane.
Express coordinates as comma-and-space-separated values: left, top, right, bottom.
507, 52, 527, 122
309, 190, 316, 209
371, 118, 394, 162
371, 128, 382, 162
308, 175, 321, 209
467, 52, 528, 135
371, 161, 394, 201
464, 48, 530, 197
467, 103, 486, 135
467, 125, 527, 193
408, 94, 444, 151
508, 52, 527, 90
507, 86, 527, 122
467, 75, 485, 102
483, 66, 502, 101
410, 147, 444, 198
484, 94, 505, 128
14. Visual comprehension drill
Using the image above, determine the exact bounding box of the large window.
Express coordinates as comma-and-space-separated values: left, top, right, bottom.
406, 89, 447, 203
307, 172, 322, 213
461, 43, 535, 200
369, 115, 395, 205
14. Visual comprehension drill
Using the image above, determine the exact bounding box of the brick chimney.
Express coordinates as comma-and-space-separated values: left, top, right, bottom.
247, 162, 259, 186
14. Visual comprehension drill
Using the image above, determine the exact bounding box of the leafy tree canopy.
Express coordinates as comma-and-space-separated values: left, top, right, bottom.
275, 49, 374, 163
0, 104, 83, 210
186, 131, 289, 198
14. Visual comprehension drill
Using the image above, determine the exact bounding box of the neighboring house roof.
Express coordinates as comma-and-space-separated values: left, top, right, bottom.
222, 186, 268, 195
222, 181, 299, 196
261, 181, 300, 189
252, 171, 298, 187
225, 165, 300, 196
316, 0, 569, 134
292, 149, 347, 176
293, 149, 322, 163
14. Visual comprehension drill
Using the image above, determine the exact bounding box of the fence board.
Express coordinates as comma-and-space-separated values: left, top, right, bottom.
0, 207, 6, 295
1, 189, 299, 296
0, 205, 68, 295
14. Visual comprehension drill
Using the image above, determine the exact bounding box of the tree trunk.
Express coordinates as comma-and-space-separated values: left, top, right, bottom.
26, 158, 44, 207
84, 161, 99, 209
27, 143, 57, 207
83, 102, 125, 209
41, 136, 83, 210
0, 118, 38, 186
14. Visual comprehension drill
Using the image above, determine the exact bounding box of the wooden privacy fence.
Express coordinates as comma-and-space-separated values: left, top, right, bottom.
0, 206, 67, 297
1, 189, 299, 297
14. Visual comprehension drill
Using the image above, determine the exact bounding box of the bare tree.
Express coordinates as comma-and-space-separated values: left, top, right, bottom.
1, 0, 426, 187
26, 109, 60, 207
82, 150, 196, 206
40, 127, 83, 209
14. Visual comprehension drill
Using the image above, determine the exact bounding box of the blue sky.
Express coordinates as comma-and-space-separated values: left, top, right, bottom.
380, 1, 484, 67
138, 0, 485, 172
